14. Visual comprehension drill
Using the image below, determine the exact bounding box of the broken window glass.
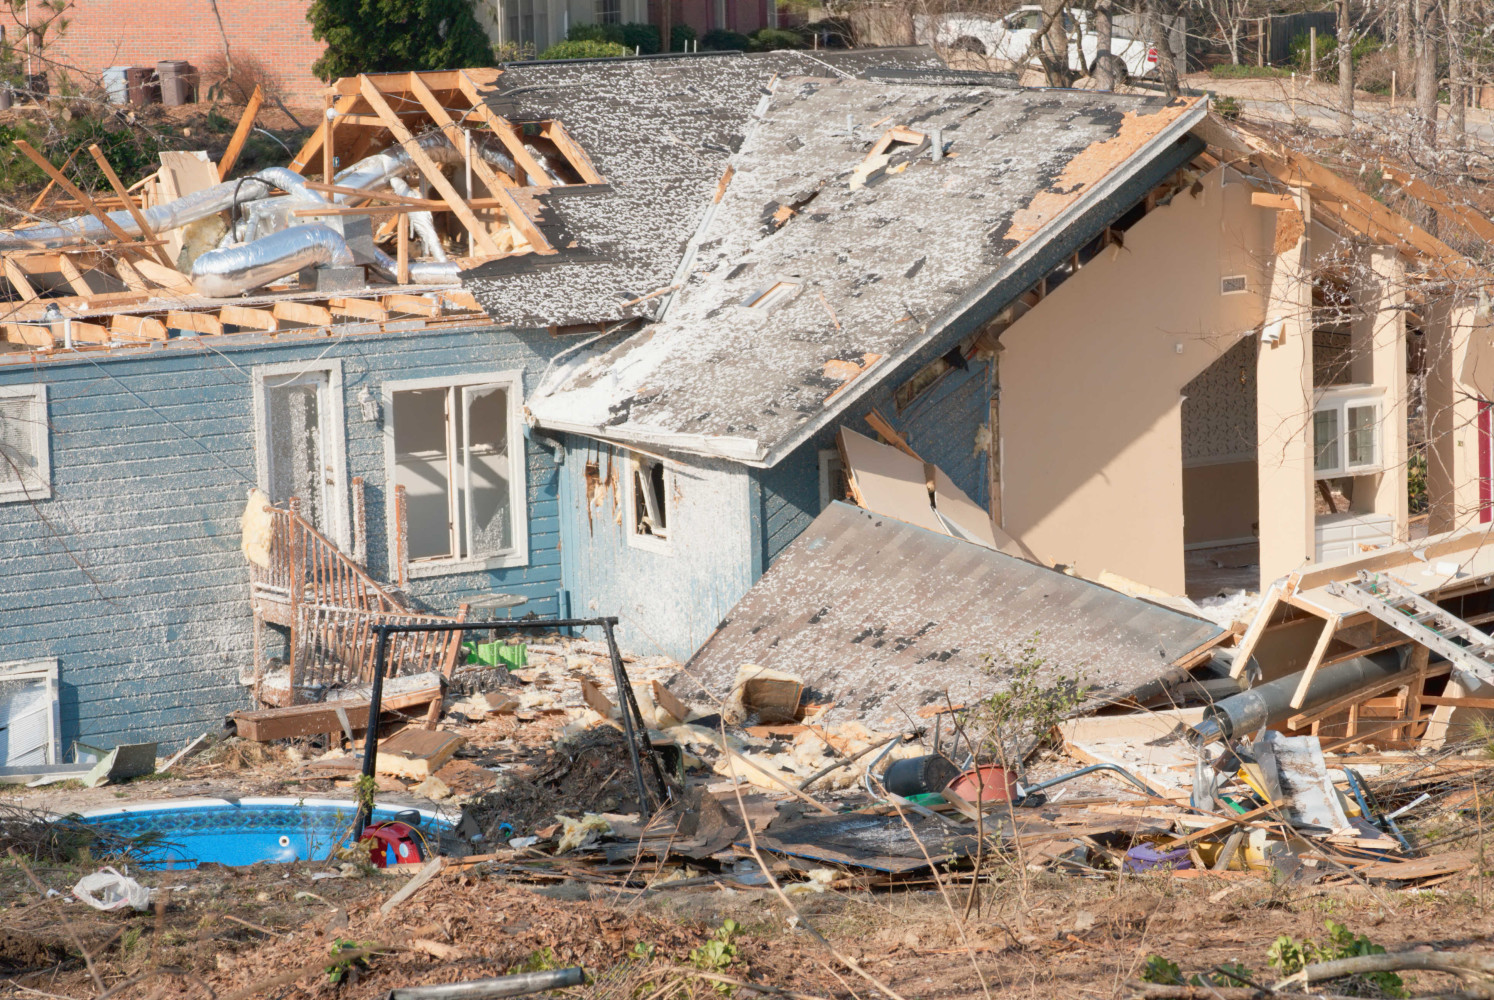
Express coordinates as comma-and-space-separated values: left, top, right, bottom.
0, 671, 55, 767
265, 375, 329, 533
631, 456, 670, 542
0, 387, 48, 502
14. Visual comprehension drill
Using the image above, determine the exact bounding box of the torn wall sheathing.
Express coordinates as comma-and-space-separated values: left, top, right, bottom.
679, 502, 1224, 723
527, 77, 1206, 465
460, 49, 945, 330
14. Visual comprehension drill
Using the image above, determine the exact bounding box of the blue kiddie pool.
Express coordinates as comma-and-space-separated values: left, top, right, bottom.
77, 797, 454, 869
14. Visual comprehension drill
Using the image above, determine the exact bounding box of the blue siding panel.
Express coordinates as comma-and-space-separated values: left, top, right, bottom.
0, 325, 573, 754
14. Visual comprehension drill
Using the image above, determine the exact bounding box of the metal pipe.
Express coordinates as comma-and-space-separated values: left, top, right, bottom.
1189, 647, 1409, 745
368, 247, 460, 286
603, 618, 670, 810
0, 167, 324, 250
190, 224, 356, 298
1018, 762, 1165, 800
388, 967, 586, 1000
353, 625, 391, 840
332, 133, 519, 199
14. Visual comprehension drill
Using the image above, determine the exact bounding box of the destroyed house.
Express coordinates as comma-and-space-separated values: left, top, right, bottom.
0, 51, 950, 760
525, 78, 1494, 663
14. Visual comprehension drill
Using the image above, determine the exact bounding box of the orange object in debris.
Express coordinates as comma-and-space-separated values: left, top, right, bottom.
361, 821, 424, 868
945, 766, 1019, 804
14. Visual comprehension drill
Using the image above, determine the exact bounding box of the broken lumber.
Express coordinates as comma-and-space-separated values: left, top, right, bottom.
230, 687, 441, 742
374, 728, 466, 781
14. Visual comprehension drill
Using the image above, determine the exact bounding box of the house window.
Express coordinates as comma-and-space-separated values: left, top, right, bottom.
0, 384, 50, 503
0, 658, 59, 767
386, 373, 528, 577
1313, 387, 1382, 479
818, 448, 851, 509
253, 363, 347, 547
625, 452, 673, 552
596, 0, 621, 23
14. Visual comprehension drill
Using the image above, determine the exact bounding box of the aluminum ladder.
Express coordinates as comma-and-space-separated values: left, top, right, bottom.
1327, 570, 1494, 685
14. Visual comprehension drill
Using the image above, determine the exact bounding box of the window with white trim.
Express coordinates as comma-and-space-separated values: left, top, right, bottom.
0, 658, 59, 767
1313, 387, 1382, 479
0, 384, 50, 503
386, 372, 528, 577
625, 452, 673, 553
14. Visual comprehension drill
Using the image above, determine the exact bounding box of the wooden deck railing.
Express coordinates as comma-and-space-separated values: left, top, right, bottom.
248, 497, 466, 705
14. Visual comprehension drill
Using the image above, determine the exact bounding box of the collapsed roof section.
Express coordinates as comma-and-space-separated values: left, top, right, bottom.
525, 76, 1207, 465
679, 501, 1225, 724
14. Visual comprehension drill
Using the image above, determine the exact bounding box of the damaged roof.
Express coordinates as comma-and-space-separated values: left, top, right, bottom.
526, 75, 1205, 464
679, 502, 1223, 721
460, 49, 944, 329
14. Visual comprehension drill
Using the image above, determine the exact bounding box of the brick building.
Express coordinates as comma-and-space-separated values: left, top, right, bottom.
11, 0, 329, 105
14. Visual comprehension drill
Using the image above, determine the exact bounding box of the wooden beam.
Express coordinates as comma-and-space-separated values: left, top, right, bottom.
67, 321, 112, 344
332, 70, 466, 96
329, 296, 389, 322
1290, 613, 1342, 709
165, 310, 224, 336
3, 257, 38, 300
383, 292, 440, 316
132, 258, 196, 293
28, 142, 84, 213
110, 314, 169, 341
1251, 190, 1297, 210
87, 144, 174, 268
403, 71, 550, 253
396, 211, 410, 284
1287, 660, 1451, 729
271, 301, 333, 327
3, 323, 53, 346
542, 120, 604, 184
1420, 695, 1494, 709
288, 94, 358, 175
456, 74, 554, 188
1382, 161, 1494, 246
864, 408, 922, 461
12, 141, 151, 262
220, 305, 278, 331
359, 75, 501, 256
218, 85, 264, 181
1230, 582, 1283, 679
440, 289, 482, 312
55, 254, 93, 297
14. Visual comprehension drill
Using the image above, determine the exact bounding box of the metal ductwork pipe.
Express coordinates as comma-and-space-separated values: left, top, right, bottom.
332, 133, 520, 199
368, 248, 461, 286
190, 224, 355, 298
1188, 646, 1411, 746
0, 167, 325, 251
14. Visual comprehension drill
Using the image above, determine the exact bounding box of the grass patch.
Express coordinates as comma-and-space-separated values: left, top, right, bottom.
1211, 63, 1292, 79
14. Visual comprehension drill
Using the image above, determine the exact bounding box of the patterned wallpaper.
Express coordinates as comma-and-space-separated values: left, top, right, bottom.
1182, 336, 1257, 463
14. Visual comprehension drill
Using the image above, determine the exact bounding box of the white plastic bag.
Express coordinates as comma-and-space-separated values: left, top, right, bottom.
72, 866, 154, 912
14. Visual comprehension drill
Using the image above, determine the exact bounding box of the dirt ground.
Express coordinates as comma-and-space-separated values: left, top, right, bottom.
5, 840, 1494, 1000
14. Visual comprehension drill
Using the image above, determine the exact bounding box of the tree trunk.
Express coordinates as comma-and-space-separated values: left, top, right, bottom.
1040, 0, 1072, 86
1338, 0, 1354, 129
1095, 0, 1113, 58
1147, 0, 1180, 96
1414, 0, 1440, 147
1397, 0, 1415, 90
1447, 0, 1465, 142
1228, 20, 1240, 65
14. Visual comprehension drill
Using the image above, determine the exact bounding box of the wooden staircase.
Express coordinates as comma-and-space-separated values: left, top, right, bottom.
247, 494, 467, 713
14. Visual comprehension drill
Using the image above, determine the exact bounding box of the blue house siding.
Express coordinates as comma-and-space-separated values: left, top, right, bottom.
0, 323, 570, 755
754, 359, 995, 571
557, 437, 755, 663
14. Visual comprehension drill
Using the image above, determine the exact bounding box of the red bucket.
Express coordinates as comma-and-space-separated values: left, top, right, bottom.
944, 766, 1019, 805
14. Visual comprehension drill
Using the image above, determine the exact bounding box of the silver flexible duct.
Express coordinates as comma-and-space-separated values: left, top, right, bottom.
190, 224, 355, 298
332, 133, 520, 199
368, 248, 461, 285
386, 175, 447, 262
0, 167, 326, 251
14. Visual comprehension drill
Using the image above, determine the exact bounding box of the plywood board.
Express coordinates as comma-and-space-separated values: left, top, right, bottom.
156, 151, 219, 262
375, 729, 467, 781
839, 426, 943, 533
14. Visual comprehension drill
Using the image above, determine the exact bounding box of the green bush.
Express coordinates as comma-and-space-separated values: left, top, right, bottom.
0, 114, 163, 198
307, 0, 493, 79
1289, 31, 1382, 83
700, 28, 750, 51
671, 23, 697, 51
749, 27, 806, 51
1210, 62, 1290, 78
538, 38, 629, 59
1212, 94, 1242, 119
1268, 920, 1407, 998
566, 21, 660, 54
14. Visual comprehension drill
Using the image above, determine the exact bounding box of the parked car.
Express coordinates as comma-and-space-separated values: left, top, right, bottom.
915, 7, 1183, 80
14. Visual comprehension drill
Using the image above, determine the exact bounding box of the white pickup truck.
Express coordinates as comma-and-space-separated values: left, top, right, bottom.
916, 7, 1181, 80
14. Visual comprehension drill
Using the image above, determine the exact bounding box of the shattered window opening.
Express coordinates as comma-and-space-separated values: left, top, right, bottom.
0, 384, 49, 503
627, 452, 673, 551
818, 448, 852, 510
0, 658, 59, 767
390, 373, 526, 574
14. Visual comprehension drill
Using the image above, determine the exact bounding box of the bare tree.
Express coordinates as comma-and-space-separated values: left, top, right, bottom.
1147, 0, 1180, 95
1398, 0, 1415, 93
1338, 0, 1354, 130
1415, 0, 1442, 146
1038, 0, 1075, 86
1448, 0, 1466, 143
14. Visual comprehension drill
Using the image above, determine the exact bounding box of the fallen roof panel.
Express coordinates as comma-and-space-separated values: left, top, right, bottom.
678, 502, 1224, 725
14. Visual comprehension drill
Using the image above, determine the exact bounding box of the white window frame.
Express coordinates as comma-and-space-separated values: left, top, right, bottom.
0, 383, 51, 503
624, 450, 674, 554
251, 361, 349, 549
818, 447, 847, 510
1312, 384, 1384, 480
0, 657, 60, 767
1220, 274, 1248, 295
383, 371, 529, 578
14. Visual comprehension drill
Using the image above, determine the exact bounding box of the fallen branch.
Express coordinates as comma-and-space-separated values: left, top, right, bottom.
1128, 984, 1485, 1000
686, 970, 833, 1000
1277, 949, 1494, 992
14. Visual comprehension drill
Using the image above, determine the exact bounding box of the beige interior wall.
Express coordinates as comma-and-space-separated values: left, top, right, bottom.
1183, 461, 1258, 543
999, 167, 1270, 594
1428, 298, 1485, 533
